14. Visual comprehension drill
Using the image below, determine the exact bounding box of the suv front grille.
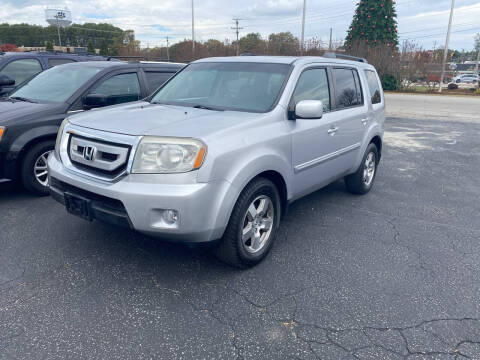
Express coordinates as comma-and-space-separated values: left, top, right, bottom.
68, 134, 131, 178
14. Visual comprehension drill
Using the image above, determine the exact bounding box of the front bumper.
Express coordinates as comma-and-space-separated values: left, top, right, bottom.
48, 154, 237, 243
0, 150, 19, 181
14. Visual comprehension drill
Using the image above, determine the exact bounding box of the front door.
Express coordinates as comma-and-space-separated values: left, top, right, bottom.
290, 67, 343, 197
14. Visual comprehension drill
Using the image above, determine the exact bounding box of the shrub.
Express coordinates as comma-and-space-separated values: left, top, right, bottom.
381, 74, 398, 91
448, 83, 459, 90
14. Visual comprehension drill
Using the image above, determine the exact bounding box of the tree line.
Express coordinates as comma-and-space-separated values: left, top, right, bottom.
0, 22, 127, 55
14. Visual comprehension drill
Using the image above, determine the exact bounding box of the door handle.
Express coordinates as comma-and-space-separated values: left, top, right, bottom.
327, 127, 338, 135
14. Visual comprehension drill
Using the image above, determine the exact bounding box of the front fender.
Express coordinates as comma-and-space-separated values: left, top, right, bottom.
208, 151, 293, 236
8, 125, 59, 156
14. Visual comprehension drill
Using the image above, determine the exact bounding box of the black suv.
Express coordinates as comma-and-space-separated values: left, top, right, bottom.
0, 51, 113, 96
0, 60, 183, 195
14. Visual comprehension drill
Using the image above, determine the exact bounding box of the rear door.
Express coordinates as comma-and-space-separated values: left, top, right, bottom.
327, 67, 369, 172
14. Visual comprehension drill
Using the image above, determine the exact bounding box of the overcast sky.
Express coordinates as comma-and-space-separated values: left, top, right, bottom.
1, 0, 479, 50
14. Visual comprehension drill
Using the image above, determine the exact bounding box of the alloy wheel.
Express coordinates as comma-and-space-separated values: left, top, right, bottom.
34, 150, 52, 187
241, 195, 274, 254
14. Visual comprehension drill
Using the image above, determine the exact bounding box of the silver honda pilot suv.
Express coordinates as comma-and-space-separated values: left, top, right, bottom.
48, 55, 385, 268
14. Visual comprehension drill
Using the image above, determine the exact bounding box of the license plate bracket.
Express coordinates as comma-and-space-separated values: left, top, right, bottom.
64, 192, 92, 220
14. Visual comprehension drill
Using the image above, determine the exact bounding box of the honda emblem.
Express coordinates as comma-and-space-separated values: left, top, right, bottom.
83, 146, 96, 161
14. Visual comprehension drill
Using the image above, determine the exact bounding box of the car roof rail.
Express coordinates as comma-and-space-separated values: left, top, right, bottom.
108, 56, 144, 62
323, 52, 368, 63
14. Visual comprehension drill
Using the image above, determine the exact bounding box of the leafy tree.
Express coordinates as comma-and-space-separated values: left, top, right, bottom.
45, 40, 53, 51
345, 0, 399, 48
99, 39, 109, 55
475, 33, 480, 52
86, 39, 95, 53
268, 32, 299, 55
0, 23, 124, 49
239, 33, 266, 54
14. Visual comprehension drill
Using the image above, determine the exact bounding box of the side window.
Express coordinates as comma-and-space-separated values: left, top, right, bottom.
89, 73, 141, 106
292, 68, 330, 111
48, 58, 76, 67
364, 70, 382, 105
333, 68, 362, 109
145, 71, 174, 93
0, 59, 42, 86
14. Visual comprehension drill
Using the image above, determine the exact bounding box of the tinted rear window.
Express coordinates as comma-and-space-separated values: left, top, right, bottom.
145, 72, 174, 93
333, 68, 363, 109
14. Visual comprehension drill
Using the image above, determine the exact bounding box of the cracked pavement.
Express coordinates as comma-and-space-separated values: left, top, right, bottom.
1, 95, 479, 359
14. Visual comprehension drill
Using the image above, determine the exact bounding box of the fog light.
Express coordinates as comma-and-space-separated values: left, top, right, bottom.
163, 209, 179, 225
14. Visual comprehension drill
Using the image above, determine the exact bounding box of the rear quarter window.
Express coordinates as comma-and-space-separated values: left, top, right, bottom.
364, 70, 382, 105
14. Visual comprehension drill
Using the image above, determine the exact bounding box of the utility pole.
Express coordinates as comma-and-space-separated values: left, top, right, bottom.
231, 19, 243, 56
328, 28, 333, 51
191, 0, 195, 59
439, 0, 455, 93
300, 0, 306, 54
475, 49, 479, 79
166, 36, 170, 62
55, 16, 62, 48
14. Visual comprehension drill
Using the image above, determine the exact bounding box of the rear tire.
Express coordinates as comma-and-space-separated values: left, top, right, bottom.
345, 143, 379, 195
21, 140, 54, 196
214, 177, 280, 268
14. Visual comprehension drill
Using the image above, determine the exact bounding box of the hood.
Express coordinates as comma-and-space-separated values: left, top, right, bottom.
69, 101, 266, 140
0, 99, 64, 125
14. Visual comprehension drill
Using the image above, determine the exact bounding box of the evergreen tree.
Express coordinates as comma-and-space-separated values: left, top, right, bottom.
86, 38, 95, 53
99, 39, 109, 56
45, 40, 53, 51
345, 0, 399, 48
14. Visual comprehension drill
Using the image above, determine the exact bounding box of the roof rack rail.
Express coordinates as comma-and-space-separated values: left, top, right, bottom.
109, 55, 144, 61
323, 52, 368, 63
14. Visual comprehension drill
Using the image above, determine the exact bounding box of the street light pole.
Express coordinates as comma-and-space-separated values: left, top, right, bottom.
55, 17, 62, 48
166, 36, 170, 62
191, 0, 195, 59
300, 0, 306, 54
439, 0, 455, 93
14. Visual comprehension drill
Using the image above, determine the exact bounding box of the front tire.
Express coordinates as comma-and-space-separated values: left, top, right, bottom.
345, 143, 379, 195
214, 177, 280, 268
21, 140, 54, 196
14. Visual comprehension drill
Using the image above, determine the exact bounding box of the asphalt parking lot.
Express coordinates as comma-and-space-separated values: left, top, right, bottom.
1, 93, 479, 359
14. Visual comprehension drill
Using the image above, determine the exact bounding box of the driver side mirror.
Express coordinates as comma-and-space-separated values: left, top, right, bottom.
0, 74, 15, 87
295, 100, 323, 119
83, 94, 107, 110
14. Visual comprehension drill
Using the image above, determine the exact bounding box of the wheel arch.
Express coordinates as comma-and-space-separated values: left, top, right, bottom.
10, 127, 58, 177
369, 135, 383, 160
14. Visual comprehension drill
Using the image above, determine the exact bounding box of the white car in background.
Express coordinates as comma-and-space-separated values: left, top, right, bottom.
452, 74, 479, 84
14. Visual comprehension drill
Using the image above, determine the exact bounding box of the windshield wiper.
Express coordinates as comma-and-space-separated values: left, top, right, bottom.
9, 96, 37, 103
192, 104, 224, 111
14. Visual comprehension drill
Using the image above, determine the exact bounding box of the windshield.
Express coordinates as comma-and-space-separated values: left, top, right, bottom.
9, 65, 102, 103
151, 62, 291, 113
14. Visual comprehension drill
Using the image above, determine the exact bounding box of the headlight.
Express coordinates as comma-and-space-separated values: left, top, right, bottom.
132, 137, 206, 174
54, 118, 69, 160
0, 126, 5, 142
